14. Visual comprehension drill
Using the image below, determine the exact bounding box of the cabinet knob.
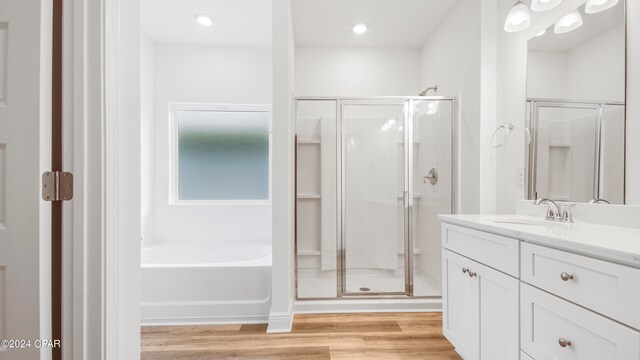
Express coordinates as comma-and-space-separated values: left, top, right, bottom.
468, 271, 477, 278
462, 267, 469, 274
560, 272, 574, 281
558, 338, 572, 348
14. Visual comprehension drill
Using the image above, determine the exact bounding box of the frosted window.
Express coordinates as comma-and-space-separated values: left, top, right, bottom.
177, 109, 269, 201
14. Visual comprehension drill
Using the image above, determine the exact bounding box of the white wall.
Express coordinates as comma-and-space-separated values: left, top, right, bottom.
528, 24, 625, 102
527, 51, 568, 98
295, 47, 421, 96
140, 34, 155, 244
565, 24, 625, 101
420, 0, 488, 214
149, 44, 273, 244
269, 0, 295, 333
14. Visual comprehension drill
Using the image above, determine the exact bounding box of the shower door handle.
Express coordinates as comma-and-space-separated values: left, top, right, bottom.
403, 190, 408, 207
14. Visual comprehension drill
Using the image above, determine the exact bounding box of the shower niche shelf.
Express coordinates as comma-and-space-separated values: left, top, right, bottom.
297, 139, 321, 145
297, 194, 321, 199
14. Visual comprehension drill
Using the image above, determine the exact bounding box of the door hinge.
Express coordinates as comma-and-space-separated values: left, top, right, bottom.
42, 171, 74, 202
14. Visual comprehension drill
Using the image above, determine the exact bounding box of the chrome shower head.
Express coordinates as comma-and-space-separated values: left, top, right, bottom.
419, 85, 438, 96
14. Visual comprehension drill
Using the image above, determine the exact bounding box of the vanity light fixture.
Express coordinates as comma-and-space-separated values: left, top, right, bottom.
585, 0, 619, 14
554, 10, 583, 34
353, 23, 368, 34
504, 1, 531, 33
195, 14, 213, 27
531, 0, 562, 12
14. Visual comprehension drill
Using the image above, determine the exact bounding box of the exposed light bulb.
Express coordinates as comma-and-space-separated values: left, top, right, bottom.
504, 1, 531, 33
195, 14, 213, 27
531, 0, 562, 12
554, 10, 583, 34
536, 30, 547, 37
352, 23, 367, 34
585, 0, 619, 14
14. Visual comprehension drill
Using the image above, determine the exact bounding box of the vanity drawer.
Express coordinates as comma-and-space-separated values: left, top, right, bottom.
442, 224, 519, 277
521, 242, 640, 330
521, 283, 640, 360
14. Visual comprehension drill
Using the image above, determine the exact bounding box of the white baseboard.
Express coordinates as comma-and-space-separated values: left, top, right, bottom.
141, 315, 269, 326
141, 299, 271, 326
266, 311, 293, 333
293, 297, 442, 314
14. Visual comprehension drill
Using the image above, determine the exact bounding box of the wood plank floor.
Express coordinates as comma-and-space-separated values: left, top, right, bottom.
141, 312, 462, 360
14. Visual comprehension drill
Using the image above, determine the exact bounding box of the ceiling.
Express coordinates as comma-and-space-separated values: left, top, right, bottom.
292, 0, 462, 48
528, 3, 624, 52
141, 0, 272, 46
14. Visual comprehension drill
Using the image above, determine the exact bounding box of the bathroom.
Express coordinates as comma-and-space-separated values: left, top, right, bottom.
135, 0, 638, 358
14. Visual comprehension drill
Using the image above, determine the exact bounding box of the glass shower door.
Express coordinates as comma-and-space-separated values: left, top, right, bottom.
342, 102, 408, 295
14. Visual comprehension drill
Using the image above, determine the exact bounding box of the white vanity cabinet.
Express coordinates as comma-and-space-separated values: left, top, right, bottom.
442, 225, 520, 360
441, 219, 640, 360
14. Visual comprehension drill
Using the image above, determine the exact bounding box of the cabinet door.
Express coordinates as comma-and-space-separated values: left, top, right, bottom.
475, 260, 520, 360
442, 249, 479, 359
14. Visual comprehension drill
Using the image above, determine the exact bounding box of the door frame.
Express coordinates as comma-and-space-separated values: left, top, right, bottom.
70, 0, 141, 358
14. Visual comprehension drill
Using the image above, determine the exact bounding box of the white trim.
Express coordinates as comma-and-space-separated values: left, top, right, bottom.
103, 0, 141, 358
71, 0, 108, 358
293, 298, 442, 314
141, 315, 270, 327
168, 102, 273, 204
266, 311, 294, 333
140, 298, 271, 326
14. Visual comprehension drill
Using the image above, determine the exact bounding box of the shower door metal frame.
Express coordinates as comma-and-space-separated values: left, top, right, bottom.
526, 98, 625, 202
294, 96, 458, 300
339, 99, 411, 297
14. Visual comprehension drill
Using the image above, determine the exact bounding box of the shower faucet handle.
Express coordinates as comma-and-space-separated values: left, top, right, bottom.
423, 168, 438, 185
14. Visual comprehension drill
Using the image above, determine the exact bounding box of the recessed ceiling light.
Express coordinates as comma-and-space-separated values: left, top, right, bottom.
195, 14, 213, 27
353, 23, 367, 34
536, 30, 546, 37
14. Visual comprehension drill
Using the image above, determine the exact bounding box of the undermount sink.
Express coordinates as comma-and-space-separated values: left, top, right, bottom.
488, 217, 549, 227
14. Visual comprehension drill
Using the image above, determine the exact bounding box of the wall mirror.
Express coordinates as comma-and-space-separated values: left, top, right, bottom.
525, 0, 625, 204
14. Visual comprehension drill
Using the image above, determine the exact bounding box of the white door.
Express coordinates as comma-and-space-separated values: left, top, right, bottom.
476, 259, 519, 360
442, 249, 479, 360
0, 1, 53, 359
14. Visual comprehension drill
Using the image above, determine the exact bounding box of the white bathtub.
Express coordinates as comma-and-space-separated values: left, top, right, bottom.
141, 242, 272, 325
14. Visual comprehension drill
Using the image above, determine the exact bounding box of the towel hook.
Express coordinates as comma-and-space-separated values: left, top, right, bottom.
490, 124, 515, 148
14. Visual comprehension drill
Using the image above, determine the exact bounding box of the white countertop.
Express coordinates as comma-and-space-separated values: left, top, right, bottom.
439, 214, 640, 269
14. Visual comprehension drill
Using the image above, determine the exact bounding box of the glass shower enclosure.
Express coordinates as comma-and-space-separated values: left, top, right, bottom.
295, 97, 457, 299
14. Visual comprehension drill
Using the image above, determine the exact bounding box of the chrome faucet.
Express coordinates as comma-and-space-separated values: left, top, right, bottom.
589, 198, 610, 204
534, 198, 562, 221
561, 203, 580, 223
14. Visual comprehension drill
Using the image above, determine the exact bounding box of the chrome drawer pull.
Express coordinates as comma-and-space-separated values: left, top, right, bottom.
560, 272, 574, 281
462, 267, 469, 274
558, 338, 572, 348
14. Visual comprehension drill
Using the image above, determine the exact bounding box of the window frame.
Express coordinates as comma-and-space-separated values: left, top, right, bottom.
169, 103, 273, 205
